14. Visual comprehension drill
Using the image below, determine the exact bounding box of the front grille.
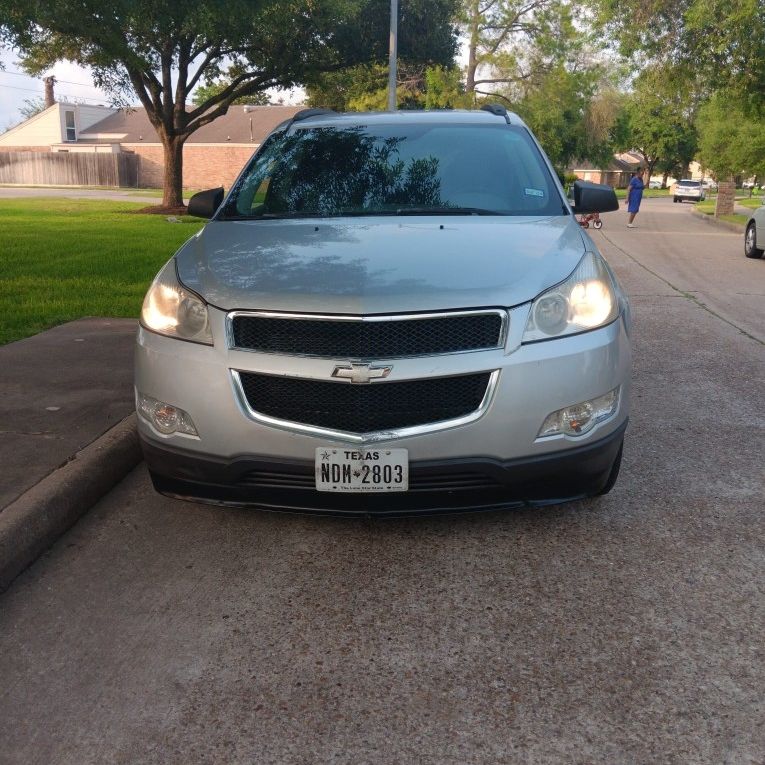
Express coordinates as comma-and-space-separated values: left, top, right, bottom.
230, 312, 504, 357
237, 371, 492, 434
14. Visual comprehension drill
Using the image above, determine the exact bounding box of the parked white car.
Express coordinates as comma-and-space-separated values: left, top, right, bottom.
745, 203, 765, 259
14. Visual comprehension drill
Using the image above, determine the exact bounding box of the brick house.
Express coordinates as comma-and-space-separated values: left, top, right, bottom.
0, 103, 302, 189
570, 152, 643, 189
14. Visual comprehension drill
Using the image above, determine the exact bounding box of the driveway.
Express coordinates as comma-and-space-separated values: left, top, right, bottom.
0, 199, 763, 764
597, 197, 762, 342
0, 186, 182, 205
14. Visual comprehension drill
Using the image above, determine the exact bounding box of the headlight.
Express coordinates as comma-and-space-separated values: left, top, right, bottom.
140, 259, 213, 345
523, 252, 619, 342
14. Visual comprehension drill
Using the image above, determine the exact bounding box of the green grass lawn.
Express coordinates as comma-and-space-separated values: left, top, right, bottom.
736, 197, 764, 210
693, 199, 748, 227
0, 198, 205, 345
614, 188, 671, 199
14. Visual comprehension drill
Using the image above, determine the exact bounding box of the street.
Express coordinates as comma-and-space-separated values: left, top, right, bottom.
1, 198, 763, 764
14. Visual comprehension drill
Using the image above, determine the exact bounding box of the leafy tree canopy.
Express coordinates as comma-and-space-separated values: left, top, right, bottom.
697, 93, 765, 179
307, 63, 471, 111
0, 0, 458, 205
192, 79, 269, 107
595, 0, 765, 114
622, 66, 699, 181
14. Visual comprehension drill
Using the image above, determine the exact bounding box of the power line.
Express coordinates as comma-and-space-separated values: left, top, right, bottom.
0, 69, 102, 90
0, 82, 110, 104
1, 83, 48, 93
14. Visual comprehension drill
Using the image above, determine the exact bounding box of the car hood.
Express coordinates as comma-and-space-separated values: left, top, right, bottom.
175, 216, 586, 313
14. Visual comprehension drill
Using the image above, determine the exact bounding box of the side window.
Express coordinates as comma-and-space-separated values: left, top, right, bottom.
64, 111, 76, 142
501, 132, 553, 212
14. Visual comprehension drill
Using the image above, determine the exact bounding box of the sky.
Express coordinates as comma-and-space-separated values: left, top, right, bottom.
0, 49, 117, 129
0, 48, 306, 131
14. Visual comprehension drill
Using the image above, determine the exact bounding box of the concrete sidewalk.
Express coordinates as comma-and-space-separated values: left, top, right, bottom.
0, 187, 188, 205
0, 319, 142, 589
0, 319, 138, 510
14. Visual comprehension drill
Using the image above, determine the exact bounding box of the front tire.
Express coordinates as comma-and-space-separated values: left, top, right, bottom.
673, 197, 678, 203
593, 220, 603, 229
745, 222, 764, 259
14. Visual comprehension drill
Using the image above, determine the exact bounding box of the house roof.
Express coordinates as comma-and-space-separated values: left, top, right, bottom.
571, 153, 643, 173
0, 101, 119, 147
80, 104, 304, 144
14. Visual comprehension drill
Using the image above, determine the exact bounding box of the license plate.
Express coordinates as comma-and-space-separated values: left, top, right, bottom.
315, 448, 408, 492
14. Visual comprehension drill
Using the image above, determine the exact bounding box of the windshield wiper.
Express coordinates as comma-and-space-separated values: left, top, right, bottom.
218, 211, 332, 221
219, 207, 505, 221
395, 206, 506, 216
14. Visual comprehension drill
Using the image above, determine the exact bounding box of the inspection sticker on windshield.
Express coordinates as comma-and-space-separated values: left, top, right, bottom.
524, 188, 545, 197
315, 448, 409, 492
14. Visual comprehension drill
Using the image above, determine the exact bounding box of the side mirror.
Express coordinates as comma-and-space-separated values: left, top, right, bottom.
571, 180, 619, 215
188, 187, 224, 219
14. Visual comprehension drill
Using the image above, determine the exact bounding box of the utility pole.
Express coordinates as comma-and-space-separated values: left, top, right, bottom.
387, 0, 398, 111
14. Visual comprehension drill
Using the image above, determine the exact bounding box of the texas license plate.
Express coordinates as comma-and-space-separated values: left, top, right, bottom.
315, 448, 409, 492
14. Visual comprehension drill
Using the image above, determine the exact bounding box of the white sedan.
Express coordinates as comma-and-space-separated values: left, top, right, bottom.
745, 203, 765, 259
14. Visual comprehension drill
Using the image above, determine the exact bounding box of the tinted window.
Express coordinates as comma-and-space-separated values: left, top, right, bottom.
226, 123, 564, 218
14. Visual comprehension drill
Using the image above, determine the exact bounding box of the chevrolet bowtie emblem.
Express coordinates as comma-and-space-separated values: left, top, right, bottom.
331, 363, 393, 384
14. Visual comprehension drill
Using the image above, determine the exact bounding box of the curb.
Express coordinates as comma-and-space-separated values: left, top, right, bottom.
690, 207, 747, 233
0, 414, 141, 592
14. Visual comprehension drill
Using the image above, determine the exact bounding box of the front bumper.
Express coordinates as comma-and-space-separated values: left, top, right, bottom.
141, 420, 626, 515
135, 304, 631, 514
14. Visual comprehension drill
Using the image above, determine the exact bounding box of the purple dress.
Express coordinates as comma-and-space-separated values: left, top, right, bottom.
627, 176, 644, 213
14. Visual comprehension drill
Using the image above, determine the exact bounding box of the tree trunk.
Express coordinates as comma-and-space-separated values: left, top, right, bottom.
662, 171, 669, 188
162, 136, 185, 208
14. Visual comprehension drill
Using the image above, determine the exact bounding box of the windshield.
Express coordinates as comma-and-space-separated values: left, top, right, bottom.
223, 122, 565, 219
679, 180, 701, 187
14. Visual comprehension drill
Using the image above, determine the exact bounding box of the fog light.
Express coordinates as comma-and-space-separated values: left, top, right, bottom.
137, 392, 198, 436
538, 387, 620, 438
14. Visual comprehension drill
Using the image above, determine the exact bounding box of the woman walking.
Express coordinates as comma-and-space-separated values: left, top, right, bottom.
626, 169, 645, 228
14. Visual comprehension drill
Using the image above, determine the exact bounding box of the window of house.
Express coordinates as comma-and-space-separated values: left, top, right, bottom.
64, 110, 76, 141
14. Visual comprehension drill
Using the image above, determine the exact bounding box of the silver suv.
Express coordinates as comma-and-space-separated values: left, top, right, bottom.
135, 107, 631, 515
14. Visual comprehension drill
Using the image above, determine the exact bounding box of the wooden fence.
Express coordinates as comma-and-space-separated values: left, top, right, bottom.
0, 151, 138, 187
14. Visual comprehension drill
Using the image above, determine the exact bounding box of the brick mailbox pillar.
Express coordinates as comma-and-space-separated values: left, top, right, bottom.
715, 181, 735, 216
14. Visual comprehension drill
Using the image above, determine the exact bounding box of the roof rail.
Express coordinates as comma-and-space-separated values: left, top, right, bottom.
480, 103, 510, 123
291, 108, 336, 123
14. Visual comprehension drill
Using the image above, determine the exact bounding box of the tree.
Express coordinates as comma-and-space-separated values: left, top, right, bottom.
623, 67, 698, 183
506, 68, 630, 171
0, 0, 457, 207
461, 0, 583, 99
697, 94, 765, 184
19, 97, 47, 120
594, 0, 765, 114
192, 80, 269, 108
307, 63, 471, 111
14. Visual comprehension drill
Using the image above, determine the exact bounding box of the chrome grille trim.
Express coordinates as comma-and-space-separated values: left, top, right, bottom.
230, 369, 501, 444
226, 309, 509, 358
